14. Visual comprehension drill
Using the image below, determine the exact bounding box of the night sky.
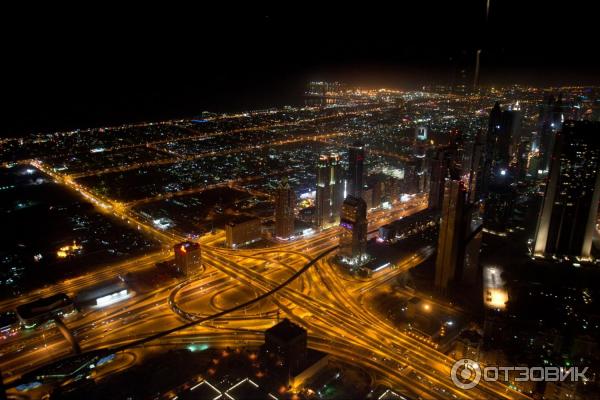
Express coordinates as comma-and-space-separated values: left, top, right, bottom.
3, 2, 599, 137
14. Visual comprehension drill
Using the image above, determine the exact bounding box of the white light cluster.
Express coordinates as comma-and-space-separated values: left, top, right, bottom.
96, 289, 129, 307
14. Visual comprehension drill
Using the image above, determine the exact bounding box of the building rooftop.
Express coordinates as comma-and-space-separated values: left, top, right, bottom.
342, 195, 366, 207
16, 293, 73, 320
75, 280, 128, 304
265, 318, 306, 342
175, 241, 200, 251
227, 215, 260, 226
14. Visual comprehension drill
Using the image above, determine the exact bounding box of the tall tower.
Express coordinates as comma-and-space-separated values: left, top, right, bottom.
330, 153, 344, 215
275, 177, 296, 239
435, 180, 467, 292
315, 153, 343, 228
538, 94, 566, 174
533, 121, 600, 260
466, 130, 485, 203
482, 102, 502, 194
482, 102, 517, 233
428, 149, 448, 210
339, 195, 368, 266
348, 141, 365, 198
503, 107, 523, 162
435, 179, 482, 293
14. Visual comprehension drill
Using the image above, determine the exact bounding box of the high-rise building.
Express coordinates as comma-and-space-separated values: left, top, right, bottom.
482, 102, 503, 195
415, 126, 428, 141
414, 126, 428, 159
482, 102, 517, 233
369, 176, 383, 209
488, 102, 503, 146
461, 131, 484, 203
428, 150, 448, 210
435, 179, 483, 293
383, 176, 399, 204
315, 153, 344, 228
225, 216, 262, 248
435, 180, 467, 292
339, 195, 368, 266
533, 121, 600, 260
538, 94, 565, 174
348, 141, 365, 198
416, 156, 428, 193
173, 241, 201, 276
330, 154, 344, 212
516, 138, 532, 181
482, 175, 513, 233
262, 318, 307, 382
362, 187, 374, 210
430, 128, 483, 209
502, 107, 523, 162
275, 177, 295, 239
298, 206, 316, 225
494, 110, 514, 169
402, 160, 420, 194
592, 99, 600, 122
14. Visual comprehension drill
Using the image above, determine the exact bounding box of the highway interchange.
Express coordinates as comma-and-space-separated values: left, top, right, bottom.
1, 121, 531, 399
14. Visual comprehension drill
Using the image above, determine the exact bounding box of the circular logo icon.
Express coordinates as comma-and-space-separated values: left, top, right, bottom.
451, 358, 482, 390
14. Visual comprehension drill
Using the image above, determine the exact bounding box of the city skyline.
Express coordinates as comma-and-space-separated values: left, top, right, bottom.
2, 82, 599, 399
2, 5, 600, 400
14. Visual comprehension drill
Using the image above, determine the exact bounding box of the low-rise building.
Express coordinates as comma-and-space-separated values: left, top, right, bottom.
16, 293, 76, 328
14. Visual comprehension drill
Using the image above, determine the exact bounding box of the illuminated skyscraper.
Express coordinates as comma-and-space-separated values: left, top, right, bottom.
173, 241, 201, 276
491, 108, 514, 170
414, 126, 428, 159
516, 138, 532, 181
533, 121, 600, 260
482, 174, 513, 233
348, 141, 365, 198
339, 195, 368, 266
428, 150, 448, 210
275, 177, 296, 239
503, 107, 523, 162
482, 102, 518, 233
435, 179, 482, 293
430, 128, 482, 209
538, 94, 565, 174
459, 130, 484, 203
315, 153, 344, 228
415, 126, 428, 141
482, 101, 502, 195
435, 180, 467, 292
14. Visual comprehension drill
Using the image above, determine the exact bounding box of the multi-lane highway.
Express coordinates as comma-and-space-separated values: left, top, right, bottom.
0, 158, 530, 400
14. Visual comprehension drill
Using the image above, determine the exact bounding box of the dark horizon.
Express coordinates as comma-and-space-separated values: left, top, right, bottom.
3, 2, 600, 137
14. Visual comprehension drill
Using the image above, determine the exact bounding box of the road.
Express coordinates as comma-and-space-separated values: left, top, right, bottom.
0, 161, 530, 400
